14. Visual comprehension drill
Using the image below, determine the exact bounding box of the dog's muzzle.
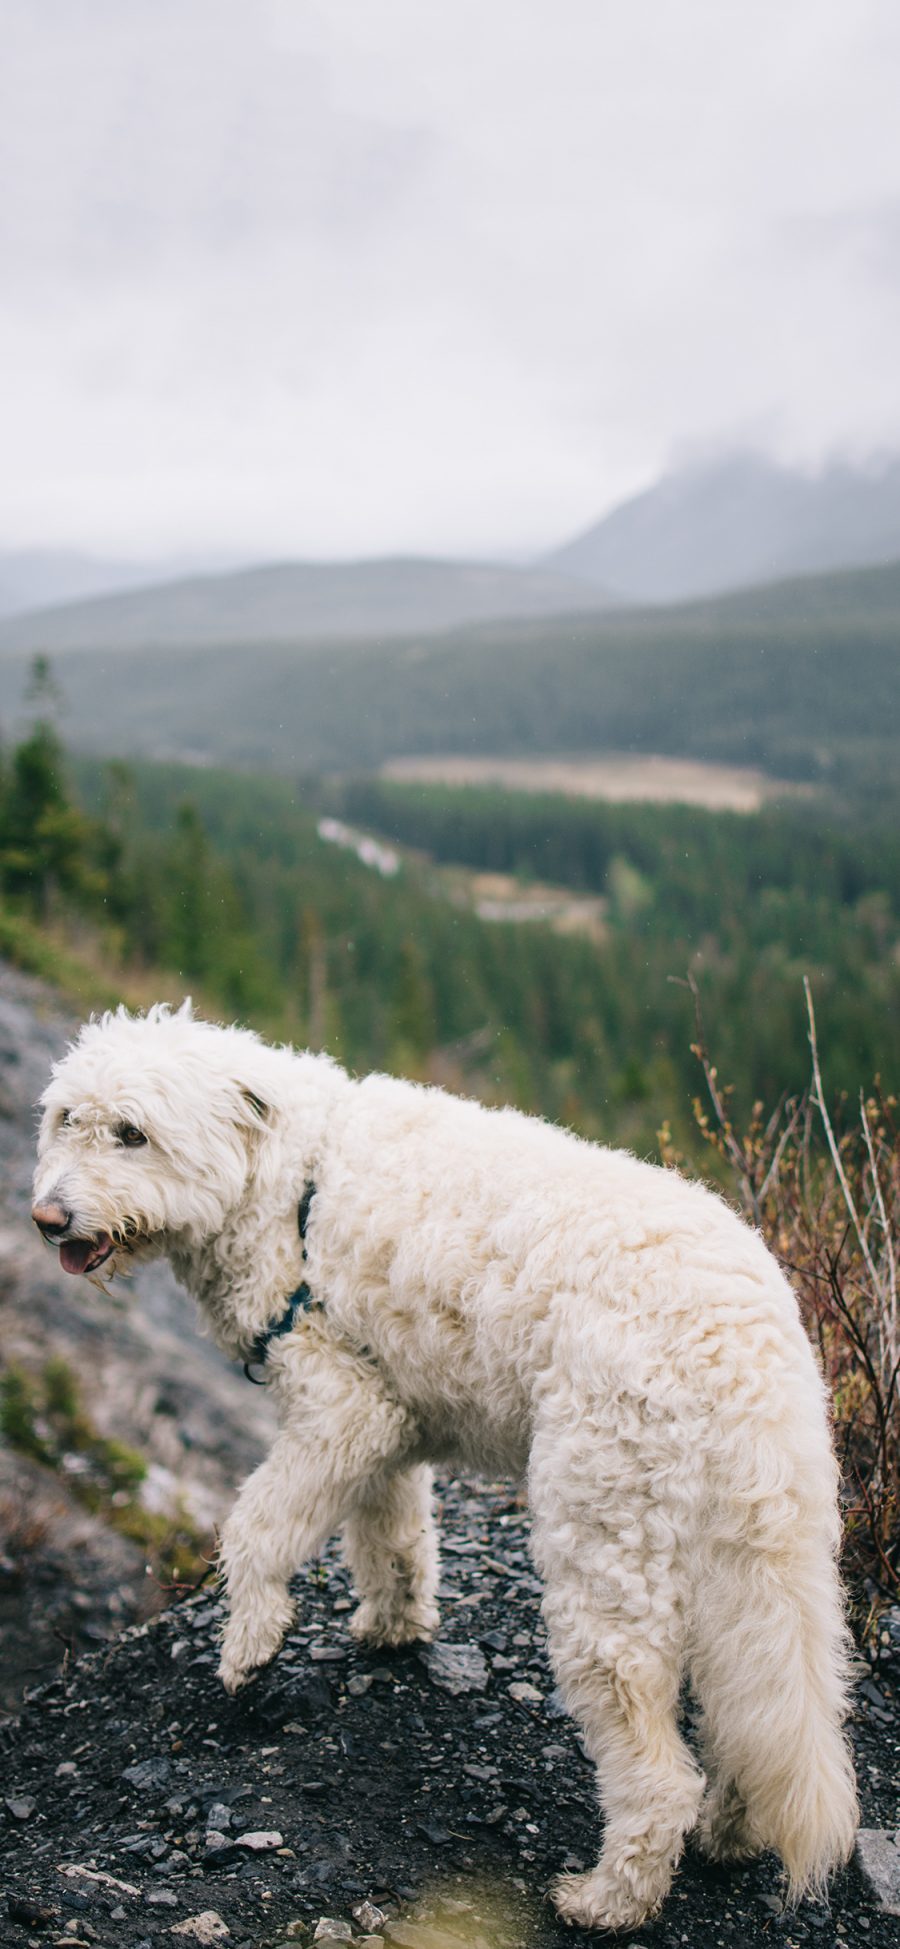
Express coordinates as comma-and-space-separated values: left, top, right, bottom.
32, 1200, 71, 1238
32, 1202, 115, 1275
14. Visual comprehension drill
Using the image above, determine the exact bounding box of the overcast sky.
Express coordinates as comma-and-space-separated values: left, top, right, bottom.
2, 0, 900, 561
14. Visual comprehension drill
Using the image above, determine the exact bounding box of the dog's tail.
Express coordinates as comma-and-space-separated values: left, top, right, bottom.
692, 1432, 858, 1901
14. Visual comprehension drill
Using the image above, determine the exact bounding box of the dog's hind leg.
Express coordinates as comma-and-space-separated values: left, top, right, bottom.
529, 1373, 704, 1933
342, 1463, 440, 1646
537, 1566, 703, 1931
218, 1337, 415, 1694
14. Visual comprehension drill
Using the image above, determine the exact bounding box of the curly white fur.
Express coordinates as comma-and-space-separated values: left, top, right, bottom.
32, 1003, 858, 1931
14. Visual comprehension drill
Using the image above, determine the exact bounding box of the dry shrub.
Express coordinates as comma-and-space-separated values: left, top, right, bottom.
668, 975, 900, 1630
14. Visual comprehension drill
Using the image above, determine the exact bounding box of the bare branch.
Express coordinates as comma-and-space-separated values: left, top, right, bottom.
860, 1091, 898, 1371
804, 978, 883, 1310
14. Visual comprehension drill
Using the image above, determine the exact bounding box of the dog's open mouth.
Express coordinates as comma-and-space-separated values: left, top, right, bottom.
59, 1234, 114, 1276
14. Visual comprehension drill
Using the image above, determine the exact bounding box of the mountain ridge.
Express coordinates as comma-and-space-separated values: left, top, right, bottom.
8, 451, 900, 641
0, 546, 245, 619
0, 554, 618, 654
543, 452, 900, 603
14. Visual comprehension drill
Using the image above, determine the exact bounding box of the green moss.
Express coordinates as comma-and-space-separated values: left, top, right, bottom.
98, 1436, 147, 1492
42, 1355, 81, 1420
111, 1500, 210, 1583
0, 1366, 51, 1463
0, 1357, 209, 1591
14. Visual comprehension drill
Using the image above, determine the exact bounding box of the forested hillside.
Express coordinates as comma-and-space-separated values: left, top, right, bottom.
1, 717, 898, 1156
338, 775, 900, 940
1, 556, 898, 783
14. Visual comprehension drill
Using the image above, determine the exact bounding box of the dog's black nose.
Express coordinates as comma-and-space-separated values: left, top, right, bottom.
32, 1201, 71, 1239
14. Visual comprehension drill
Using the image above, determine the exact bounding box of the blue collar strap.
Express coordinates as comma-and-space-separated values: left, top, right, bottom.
244, 1180, 318, 1383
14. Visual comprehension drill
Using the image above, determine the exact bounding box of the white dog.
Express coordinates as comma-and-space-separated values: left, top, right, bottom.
32, 1003, 857, 1932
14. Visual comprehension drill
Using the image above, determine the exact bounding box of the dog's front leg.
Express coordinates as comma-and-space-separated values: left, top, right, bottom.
218, 1340, 415, 1694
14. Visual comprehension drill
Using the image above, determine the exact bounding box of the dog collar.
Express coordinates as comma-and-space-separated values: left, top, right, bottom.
243, 1179, 318, 1383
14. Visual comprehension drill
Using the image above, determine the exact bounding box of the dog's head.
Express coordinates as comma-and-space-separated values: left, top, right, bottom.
32, 1002, 274, 1278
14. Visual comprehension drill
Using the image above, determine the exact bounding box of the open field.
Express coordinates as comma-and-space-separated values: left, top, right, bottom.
382, 750, 807, 812
444, 866, 608, 941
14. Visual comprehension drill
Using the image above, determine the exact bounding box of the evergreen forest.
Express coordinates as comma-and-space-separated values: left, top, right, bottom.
1, 697, 897, 1158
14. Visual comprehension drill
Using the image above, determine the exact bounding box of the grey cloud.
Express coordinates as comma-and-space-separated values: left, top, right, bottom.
1, 0, 900, 556
777, 200, 900, 294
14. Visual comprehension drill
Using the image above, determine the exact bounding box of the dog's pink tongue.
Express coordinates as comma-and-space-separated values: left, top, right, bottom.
60, 1239, 97, 1275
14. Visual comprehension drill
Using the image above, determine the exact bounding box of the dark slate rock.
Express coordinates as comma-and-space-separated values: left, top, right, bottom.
418, 1641, 489, 1696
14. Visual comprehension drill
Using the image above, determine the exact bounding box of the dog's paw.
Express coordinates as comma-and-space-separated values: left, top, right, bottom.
348, 1598, 440, 1647
695, 1786, 762, 1865
218, 1650, 262, 1696
218, 1597, 295, 1694
552, 1867, 662, 1934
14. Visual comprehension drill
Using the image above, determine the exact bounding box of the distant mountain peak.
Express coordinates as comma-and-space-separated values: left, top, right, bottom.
543, 451, 900, 604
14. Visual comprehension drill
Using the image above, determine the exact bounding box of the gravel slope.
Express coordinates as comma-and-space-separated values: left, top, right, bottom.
2, 1481, 899, 1949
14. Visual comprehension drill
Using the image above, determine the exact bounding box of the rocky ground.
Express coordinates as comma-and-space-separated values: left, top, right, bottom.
0, 961, 274, 1713
1, 959, 899, 1947
1, 1482, 900, 1949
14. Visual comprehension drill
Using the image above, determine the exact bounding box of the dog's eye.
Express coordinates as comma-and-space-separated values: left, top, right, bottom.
117, 1123, 148, 1148
60, 1109, 72, 1128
